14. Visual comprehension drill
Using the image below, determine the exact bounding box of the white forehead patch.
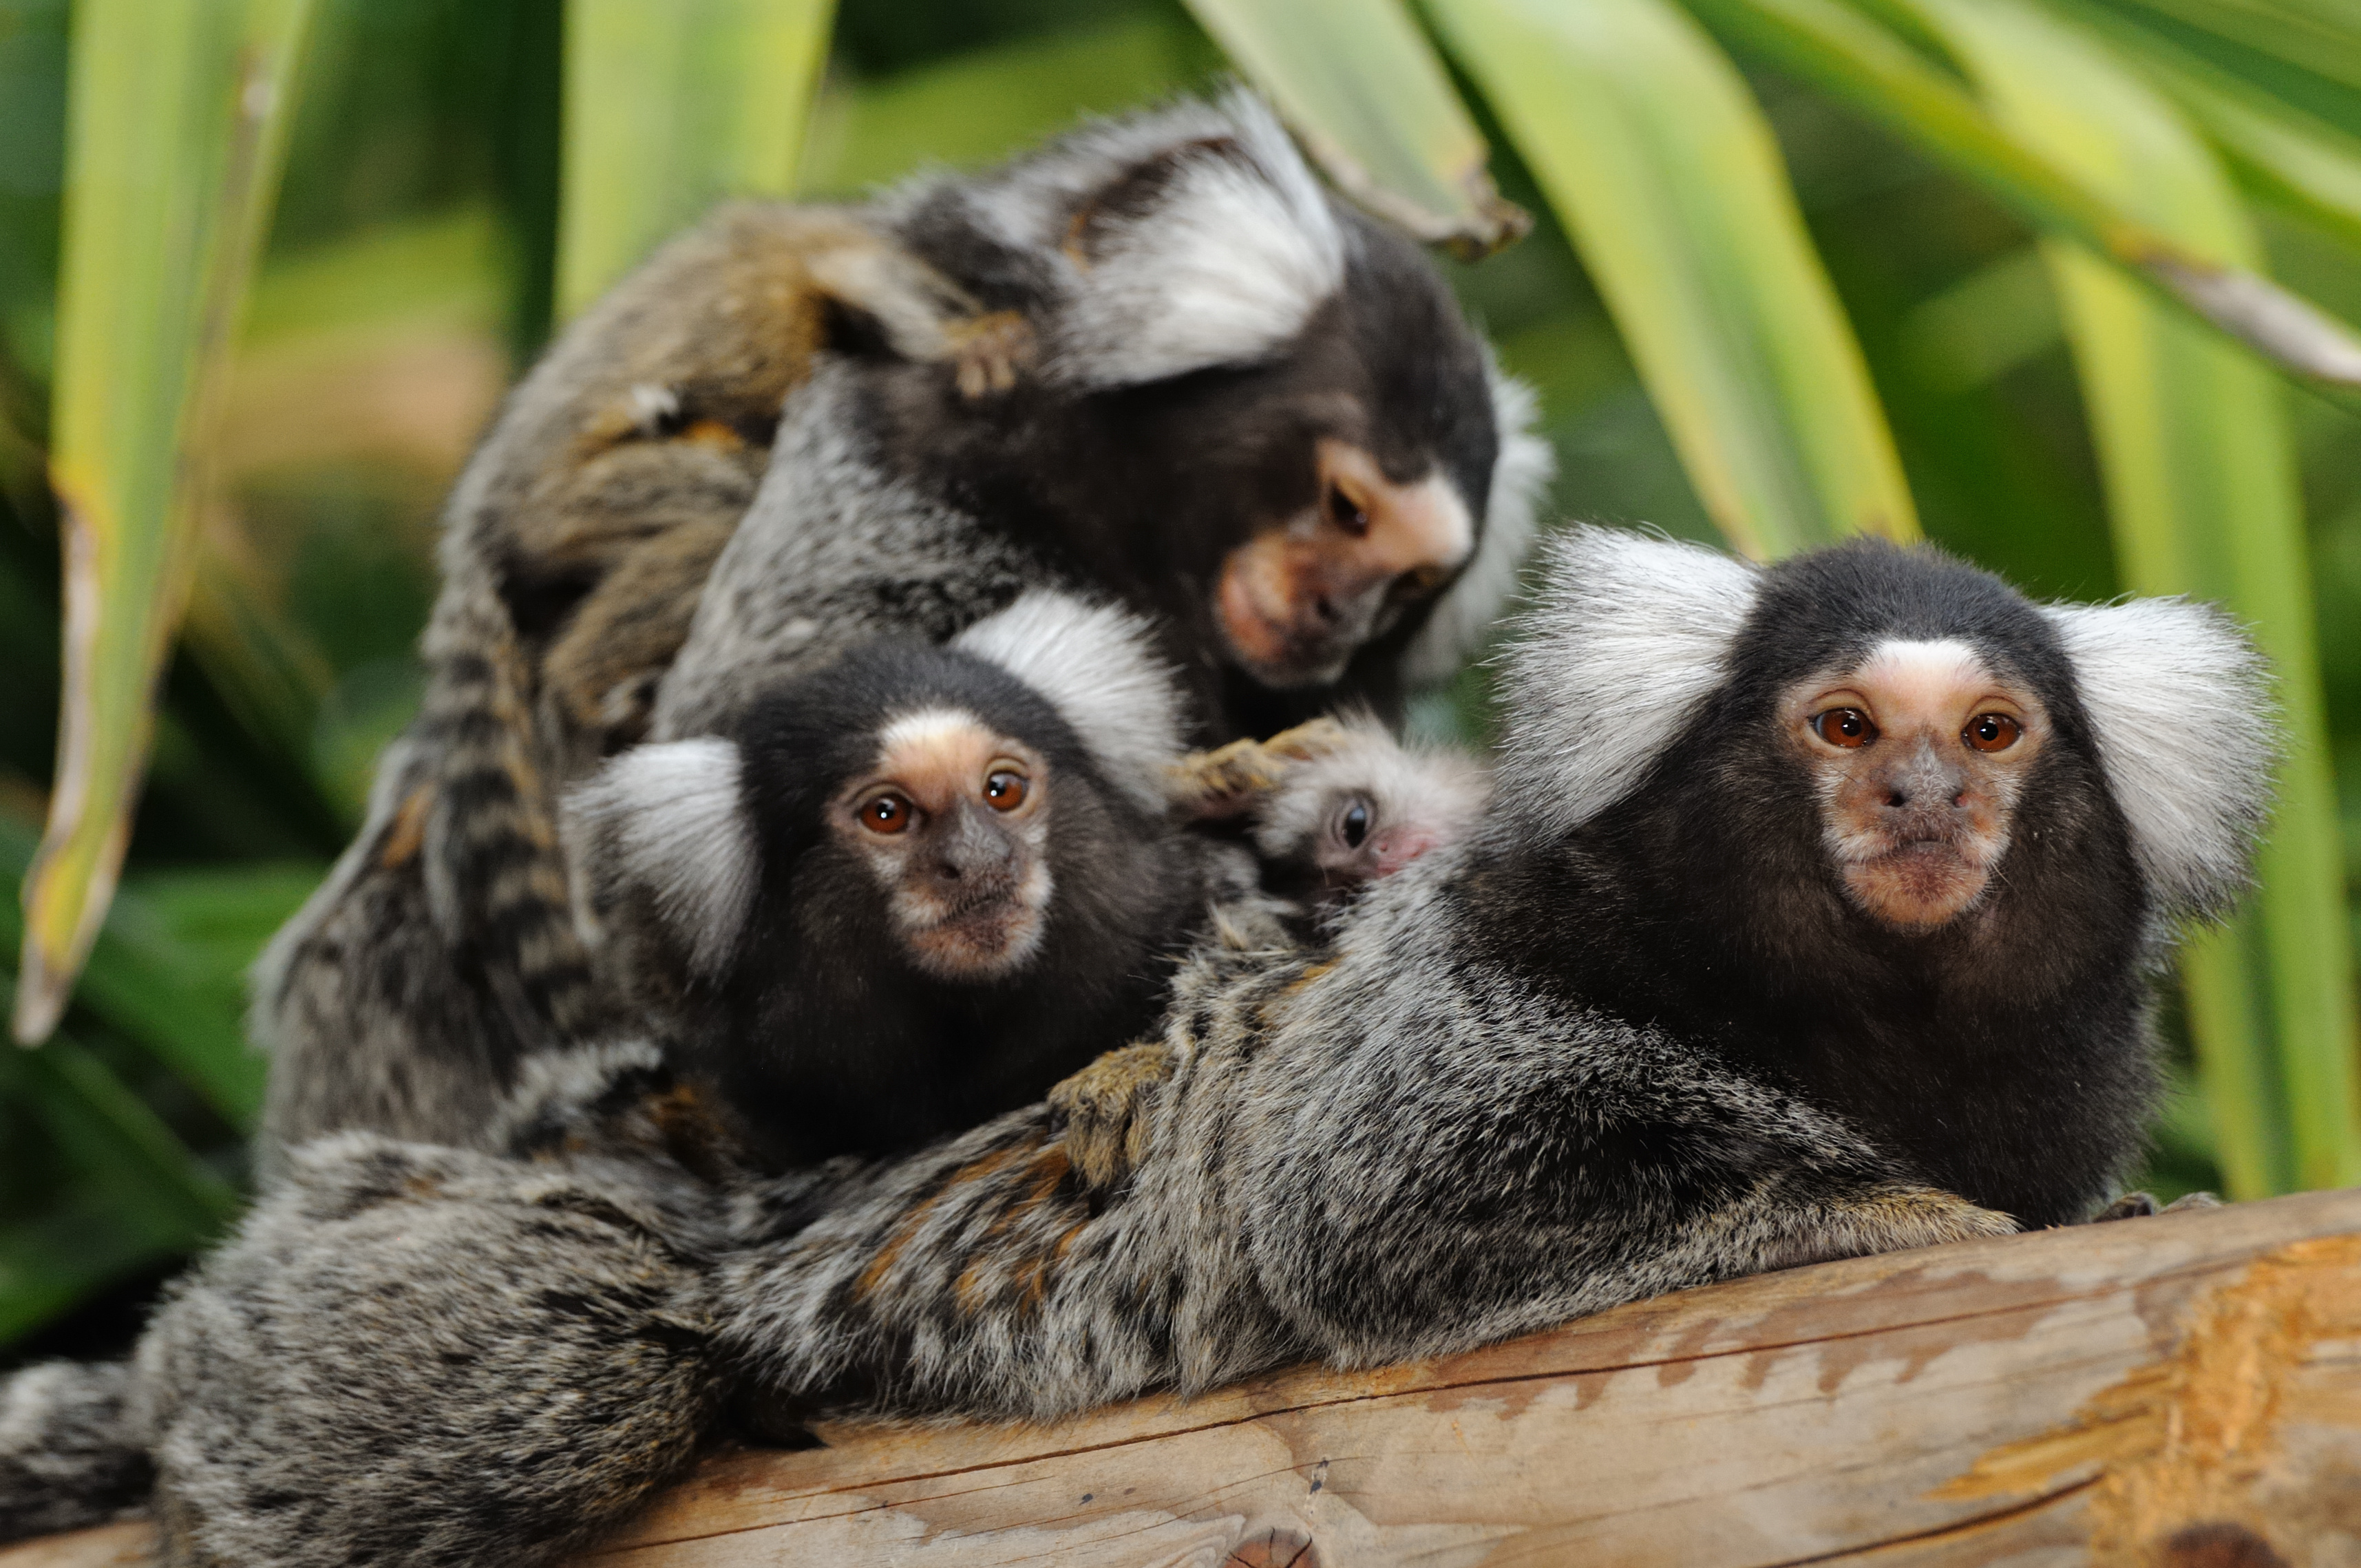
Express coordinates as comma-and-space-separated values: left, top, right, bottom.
1401, 361, 1554, 687
876, 706, 993, 766
1833, 639, 1993, 708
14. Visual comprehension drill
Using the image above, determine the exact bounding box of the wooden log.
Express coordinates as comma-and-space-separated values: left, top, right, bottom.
12, 1187, 2361, 1567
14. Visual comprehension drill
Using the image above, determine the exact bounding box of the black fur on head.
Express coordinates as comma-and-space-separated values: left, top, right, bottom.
1479, 529, 2272, 1225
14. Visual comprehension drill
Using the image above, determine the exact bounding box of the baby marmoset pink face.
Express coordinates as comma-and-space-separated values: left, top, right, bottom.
835, 708, 1055, 981
1785, 638, 2048, 929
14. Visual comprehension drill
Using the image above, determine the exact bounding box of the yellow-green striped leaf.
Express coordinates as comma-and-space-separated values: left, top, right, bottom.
555, 0, 837, 321
1694, 0, 2361, 387
1431, 0, 1918, 557
1178, 0, 1527, 257
1913, 0, 2361, 1193
2115, 0, 2361, 94
17, 0, 313, 1046
2064, 0, 2361, 252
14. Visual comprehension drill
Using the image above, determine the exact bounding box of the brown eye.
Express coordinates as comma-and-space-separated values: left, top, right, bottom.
983, 769, 1029, 812
1326, 483, 1370, 537
860, 793, 913, 834
1338, 798, 1371, 849
1965, 712, 2022, 753
1812, 708, 1876, 748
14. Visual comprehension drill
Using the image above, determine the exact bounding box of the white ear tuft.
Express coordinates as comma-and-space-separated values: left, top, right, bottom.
2043, 597, 2274, 921
564, 738, 756, 979
1047, 90, 1346, 388
1496, 527, 1759, 835
953, 591, 1189, 814
1401, 363, 1554, 686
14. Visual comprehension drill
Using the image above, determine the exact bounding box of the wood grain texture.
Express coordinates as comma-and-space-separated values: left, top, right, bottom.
10, 1188, 2360, 1567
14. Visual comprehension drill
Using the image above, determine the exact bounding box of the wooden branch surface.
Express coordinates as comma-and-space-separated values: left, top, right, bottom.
12, 1188, 2361, 1567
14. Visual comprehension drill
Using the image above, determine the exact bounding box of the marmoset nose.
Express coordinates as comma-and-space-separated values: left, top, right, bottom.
1876, 743, 1969, 818
932, 812, 1017, 885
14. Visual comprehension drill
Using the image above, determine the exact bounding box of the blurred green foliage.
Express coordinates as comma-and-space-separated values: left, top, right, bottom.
3, 0, 2360, 1359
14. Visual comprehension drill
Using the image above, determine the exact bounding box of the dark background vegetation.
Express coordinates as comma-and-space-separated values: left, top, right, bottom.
1, 0, 2358, 1361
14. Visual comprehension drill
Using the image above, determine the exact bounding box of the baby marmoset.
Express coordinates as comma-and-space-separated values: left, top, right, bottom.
1173, 712, 1491, 909
253, 89, 1549, 1159
565, 591, 1254, 1169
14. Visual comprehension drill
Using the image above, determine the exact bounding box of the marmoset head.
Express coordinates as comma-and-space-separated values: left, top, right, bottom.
1246, 716, 1490, 898
874, 90, 1552, 699
1498, 529, 2274, 953
570, 591, 1189, 997
1167, 714, 1490, 906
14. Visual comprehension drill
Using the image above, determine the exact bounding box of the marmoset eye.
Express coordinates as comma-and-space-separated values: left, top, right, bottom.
1326, 483, 1370, 537
1339, 799, 1371, 849
984, 769, 1029, 811
1965, 713, 2021, 753
1812, 708, 1876, 748
860, 793, 913, 833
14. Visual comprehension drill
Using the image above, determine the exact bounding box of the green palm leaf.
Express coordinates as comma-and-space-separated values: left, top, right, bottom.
2113, 0, 2361, 94
14, 0, 312, 1046
1691, 0, 2361, 386
2062, 0, 2361, 251
1432, 0, 1919, 555
1178, 0, 1527, 256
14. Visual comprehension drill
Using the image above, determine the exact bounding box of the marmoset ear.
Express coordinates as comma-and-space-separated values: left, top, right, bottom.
2043, 598, 2275, 920
1033, 89, 1348, 388
953, 591, 1187, 815
564, 737, 756, 978
1495, 527, 1759, 835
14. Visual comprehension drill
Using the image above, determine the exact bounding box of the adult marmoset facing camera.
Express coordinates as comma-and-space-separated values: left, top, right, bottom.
566, 591, 1249, 1169
654, 88, 1553, 745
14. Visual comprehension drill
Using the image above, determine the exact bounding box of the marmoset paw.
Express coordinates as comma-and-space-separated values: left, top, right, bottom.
1048, 1041, 1174, 1191
949, 310, 1033, 399
1165, 717, 1351, 821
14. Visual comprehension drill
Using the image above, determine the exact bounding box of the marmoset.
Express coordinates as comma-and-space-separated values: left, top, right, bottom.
20, 529, 2269, 1568
253, 89, 1549, 1158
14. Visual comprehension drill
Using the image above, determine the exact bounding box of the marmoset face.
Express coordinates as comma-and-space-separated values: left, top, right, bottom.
1216, 437, 1475, 689
1785, 639, 2048, 930
835, 708, 1055, 981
